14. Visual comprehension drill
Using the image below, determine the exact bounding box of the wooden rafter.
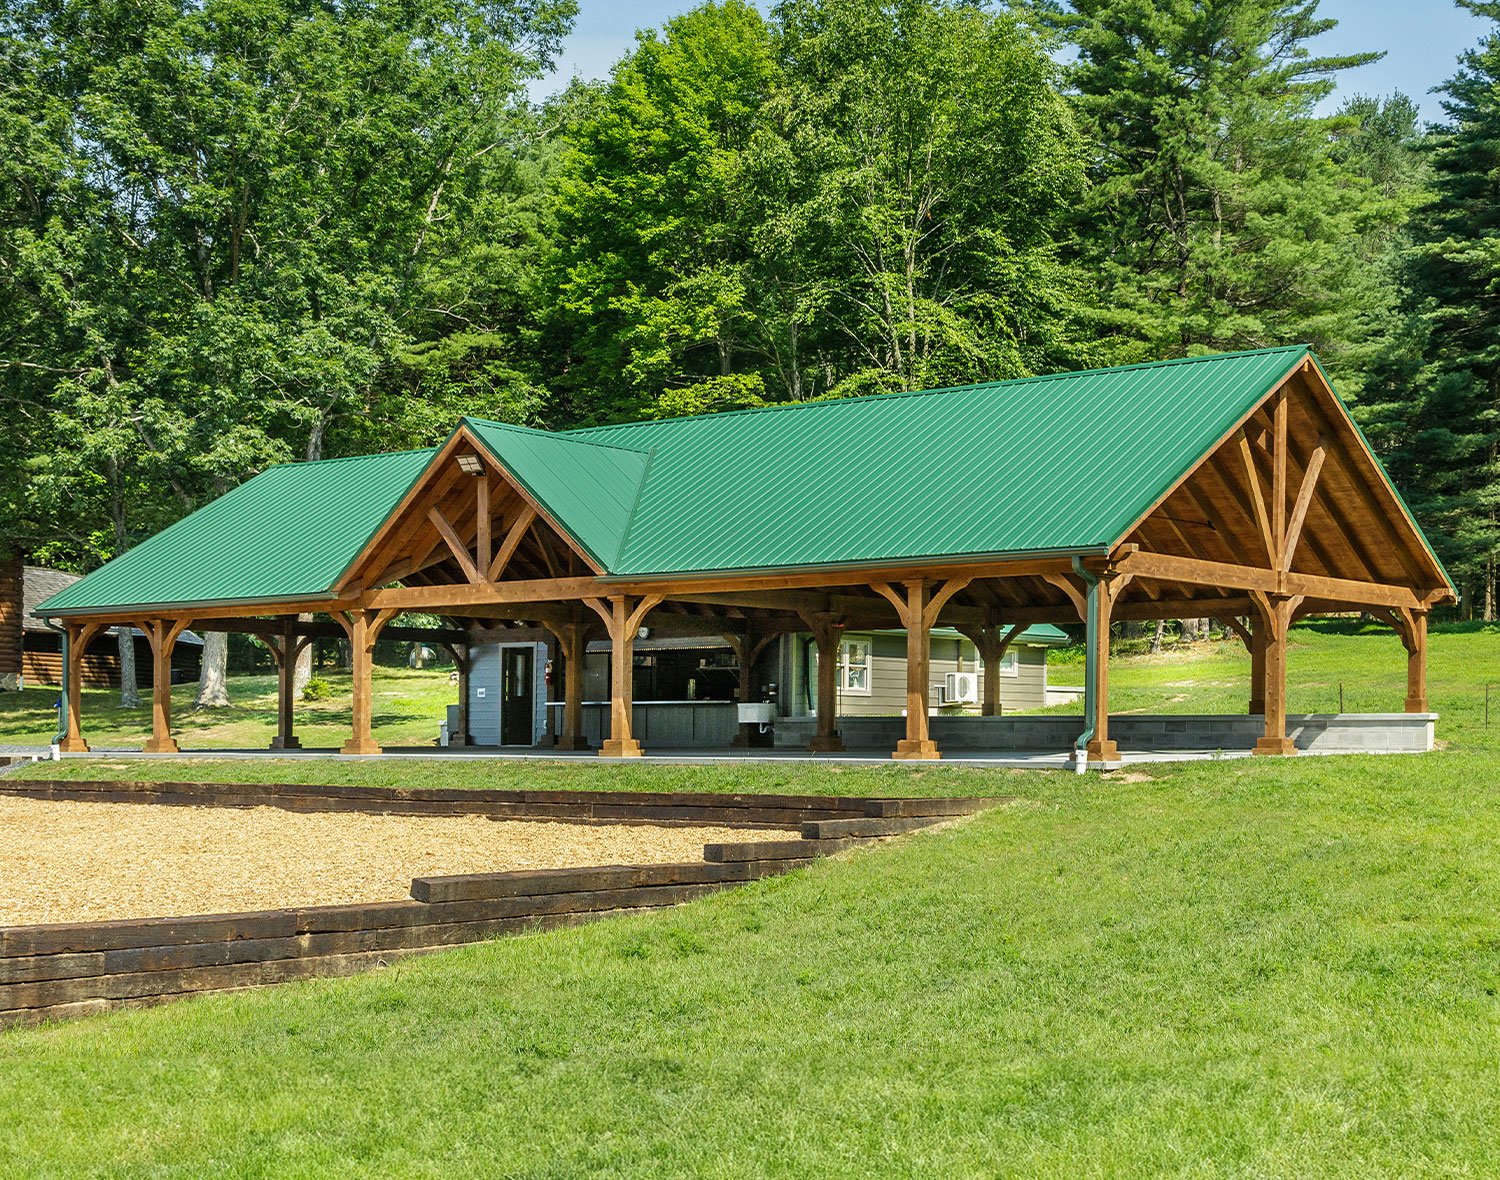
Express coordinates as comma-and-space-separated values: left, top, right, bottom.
427, 506, 481, 583
1283, 438, 1326, 571
487, 506, 537, 581
1235, 429, 1276, 565
1294, 376, 1432, 587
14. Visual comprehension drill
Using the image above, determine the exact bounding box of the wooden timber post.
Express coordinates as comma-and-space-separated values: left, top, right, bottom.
57, 620, 105, 752
335, 608, 399, 755
1083, 574, 1123, 764
585, 595, 661, 757
873, 578, 970, 760
1219, 616, 1265, 716
140, 618, 193, 754
1399, 607, 1429, 713
454, 637, 472, 746
1251, 592, 1303, 755
542, 614, 593, 750
265, 618, 314, 750
799, 611, 845, 753
1046, 568, 1123, 765
957, 620, 1027, 716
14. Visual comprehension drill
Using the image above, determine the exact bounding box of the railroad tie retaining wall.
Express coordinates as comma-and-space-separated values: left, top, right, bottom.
0, 779, 1010, 829
0, 790, 996, 1027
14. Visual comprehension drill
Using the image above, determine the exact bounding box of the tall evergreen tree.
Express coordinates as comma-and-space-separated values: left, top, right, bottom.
1384, 2, 1500, 617
1041, 0, 1382, 362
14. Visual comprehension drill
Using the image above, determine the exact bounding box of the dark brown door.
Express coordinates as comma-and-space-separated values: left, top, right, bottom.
501, 647, 534, 746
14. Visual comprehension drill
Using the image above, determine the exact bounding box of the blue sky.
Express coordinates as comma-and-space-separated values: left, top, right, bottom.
531, 0, 1493, 124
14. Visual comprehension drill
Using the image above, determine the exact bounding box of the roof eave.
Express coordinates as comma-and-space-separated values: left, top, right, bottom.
32, 591, 338, 621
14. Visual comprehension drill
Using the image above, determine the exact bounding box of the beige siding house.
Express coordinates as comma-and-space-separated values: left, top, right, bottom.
782, 625, 1074, 719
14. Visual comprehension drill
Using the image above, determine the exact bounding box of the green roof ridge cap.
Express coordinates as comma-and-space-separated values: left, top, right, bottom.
566, 345, 1313, 436
463, 415, 651, 456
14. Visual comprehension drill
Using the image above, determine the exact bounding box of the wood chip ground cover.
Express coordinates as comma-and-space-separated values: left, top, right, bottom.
0, 798, 791, 926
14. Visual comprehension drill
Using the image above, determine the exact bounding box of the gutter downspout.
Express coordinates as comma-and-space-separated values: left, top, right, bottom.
1072, 557, 1099, 776
42, 618, 67, 751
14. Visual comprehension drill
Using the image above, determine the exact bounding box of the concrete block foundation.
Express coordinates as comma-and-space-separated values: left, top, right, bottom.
772, 713, 1437, 757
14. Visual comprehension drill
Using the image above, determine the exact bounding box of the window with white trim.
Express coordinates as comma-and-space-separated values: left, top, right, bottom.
993, 649, 1019, 678
839, 636, 872, 694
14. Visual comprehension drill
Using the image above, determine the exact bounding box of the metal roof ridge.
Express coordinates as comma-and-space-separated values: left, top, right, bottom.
563, 345, 1316, 437
464, 425, 621, 572
600, 542, 1115, 581
462, 415, 652, 456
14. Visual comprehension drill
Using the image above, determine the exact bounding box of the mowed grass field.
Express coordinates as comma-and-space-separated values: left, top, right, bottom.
0, 664, 459, 751
1, 622, 1498, 1177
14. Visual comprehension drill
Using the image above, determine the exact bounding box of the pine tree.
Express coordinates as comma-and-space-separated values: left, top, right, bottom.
1042, 0, 1382, 361
1393, 2, 1500, 617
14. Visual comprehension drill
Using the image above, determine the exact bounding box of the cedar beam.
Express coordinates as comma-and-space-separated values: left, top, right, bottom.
1115, 550, 1426, 611
1282, 440, 1327, 571
487, 507, 538, 581
1273, 388, 1288, 563
1236, 429, 1277, 565
427, 506, 481, 584
476, 474, 492, 576
1294, 372, 1435, 588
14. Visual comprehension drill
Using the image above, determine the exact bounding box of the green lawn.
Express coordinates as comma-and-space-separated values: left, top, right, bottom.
2, 624, 1500, 1176
0, 665, 458, 750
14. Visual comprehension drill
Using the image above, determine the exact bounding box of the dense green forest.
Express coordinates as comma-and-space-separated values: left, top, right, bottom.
3, 0, 1499, 623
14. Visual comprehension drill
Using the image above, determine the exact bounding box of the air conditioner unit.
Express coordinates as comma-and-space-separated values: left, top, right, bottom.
944, 671, 980, 705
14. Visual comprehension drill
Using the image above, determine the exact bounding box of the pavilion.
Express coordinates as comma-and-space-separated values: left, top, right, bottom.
35, 346, 1454, 764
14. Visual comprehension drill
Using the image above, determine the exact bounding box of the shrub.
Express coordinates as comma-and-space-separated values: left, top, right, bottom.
301, 677, 332, 702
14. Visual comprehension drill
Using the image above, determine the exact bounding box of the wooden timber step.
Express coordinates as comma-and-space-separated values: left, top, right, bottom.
0, 779, 1010, 829
409, 859, 806, 904
799, 815, 952, 840
703, 838, 850, 863
705, 806, 982, 863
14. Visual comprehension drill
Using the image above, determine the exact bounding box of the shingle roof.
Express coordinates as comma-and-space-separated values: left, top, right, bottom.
37, 347, 1324, 616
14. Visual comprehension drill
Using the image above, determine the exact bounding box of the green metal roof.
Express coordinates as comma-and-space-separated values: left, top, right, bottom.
463, 418, 650, 569
37, 347, 1327, 615
572, 345, 1309, 576
36, 448, 435, 614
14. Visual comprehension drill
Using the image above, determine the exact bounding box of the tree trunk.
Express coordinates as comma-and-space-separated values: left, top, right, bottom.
117, 628, 141, 708
108, 461, 140, 708
1149, 620, 1166, 655
193, 631, 231, 708
293, 613, 313, 697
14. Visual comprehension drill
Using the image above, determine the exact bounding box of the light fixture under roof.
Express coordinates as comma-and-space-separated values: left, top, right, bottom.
455, 453, 483, 475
